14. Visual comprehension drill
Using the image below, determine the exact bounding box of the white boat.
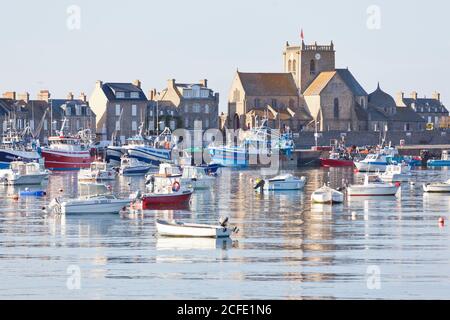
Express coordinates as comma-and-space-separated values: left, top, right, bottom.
347, 174, 400, 196
78, 161, 117, 181
119, 155, 152, 175
379, 164, 412, 182
423, 179, 450, 193
354, 147, 398, 172
44, 194, 131, 215
311, 185, 344, 204
0, 161, 49, 185
181, 165, 216, 190
254, 174, 306, 192
156, 217, 238, 238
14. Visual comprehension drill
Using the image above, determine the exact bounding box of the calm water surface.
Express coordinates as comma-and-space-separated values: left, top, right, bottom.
0, 167, 449, 299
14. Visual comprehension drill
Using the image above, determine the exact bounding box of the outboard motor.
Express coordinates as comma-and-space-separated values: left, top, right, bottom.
253, 178, 265, 192
420, 150, 430, 167
219, 216, 229, 227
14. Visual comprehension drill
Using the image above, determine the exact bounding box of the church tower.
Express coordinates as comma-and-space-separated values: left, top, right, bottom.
283, 40, 336, 94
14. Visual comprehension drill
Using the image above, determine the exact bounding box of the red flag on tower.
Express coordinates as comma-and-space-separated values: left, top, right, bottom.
300, 29, 304, 40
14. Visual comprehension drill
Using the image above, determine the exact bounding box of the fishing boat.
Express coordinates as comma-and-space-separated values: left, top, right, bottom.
311, 185, 344, 204
354, 148, 398, 172
119, 155, 152, 176
156, 217, 238, 238
44, 194, 131, 215
0, 161, 49, 185
78, 161, 117, 181
423, 179, 450, 193
207, 119, 294, 168
347, 174, 400, 196
181, 165, 216, 190
427, 150, 450, 167
320, 152, 355, 167
105, 134, 147, 166
253, 174, 306, 192
379, 164, 412, 182
127, 128, 176, 167
39, 119, 95, 170
0, 128, 41, 169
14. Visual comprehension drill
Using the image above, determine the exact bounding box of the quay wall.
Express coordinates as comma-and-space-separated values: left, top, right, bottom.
293, 130, 450, 149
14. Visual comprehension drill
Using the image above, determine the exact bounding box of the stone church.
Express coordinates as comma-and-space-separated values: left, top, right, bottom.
225, 40, 426, 133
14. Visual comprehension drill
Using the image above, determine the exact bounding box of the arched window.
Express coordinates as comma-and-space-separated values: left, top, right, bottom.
333, 98, 339, 119
288, 60, 292, 72
310, 59, 316, 75
292, 60, 297, 72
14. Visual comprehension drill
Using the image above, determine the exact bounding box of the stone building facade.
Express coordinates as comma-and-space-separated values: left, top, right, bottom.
227, 72, 311, 131
149, 79, 219, 132
396, 91, 448, 129
89, 80, 147, 143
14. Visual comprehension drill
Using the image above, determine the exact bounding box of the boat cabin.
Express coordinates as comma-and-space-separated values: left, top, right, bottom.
158, 163, 181, 177
364, 174, 383, 184
90, 162, 108, 171
182, 166, 207, 179
10, 161, 41, 175
441, 150, 450, 161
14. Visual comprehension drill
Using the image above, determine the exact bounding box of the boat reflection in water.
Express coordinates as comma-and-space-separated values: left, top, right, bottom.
156, 237, 234, 251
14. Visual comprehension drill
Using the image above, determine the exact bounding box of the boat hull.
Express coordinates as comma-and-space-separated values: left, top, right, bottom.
0, 149, 41, 169
264, 178, 306, 191
347, 185, 399, 196
6, 173, 48, 185
427, 160, 450, 167
311, 187, 344, 204
141, 191, 192, 209
61, 199, 130, 214
41, 149, 95, 170
320, 158, 354, 167
156, 220, 231, 238
127, 146, 172, 167
354, 162, 387, 172
423, 184, 450, 193
120, 166, 151, 176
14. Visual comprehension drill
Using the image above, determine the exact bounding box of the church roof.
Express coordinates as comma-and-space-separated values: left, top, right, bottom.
237, 72, 298, 96
391, 106, 426, 122
368, 83, 397, 108
303, 69, 367, 96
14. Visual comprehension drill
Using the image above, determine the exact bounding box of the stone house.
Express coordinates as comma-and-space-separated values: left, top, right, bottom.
149, 79, 219, 132
396, 91, 448, 129
89, 80, 148, 143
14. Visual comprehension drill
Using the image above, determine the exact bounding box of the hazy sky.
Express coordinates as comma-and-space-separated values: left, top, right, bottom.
1, 0, 449, 112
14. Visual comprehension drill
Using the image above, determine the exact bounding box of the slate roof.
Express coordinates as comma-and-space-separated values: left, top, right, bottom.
237, 72, 298, 96
368, 84, 396, 109
403, 97, 448, 113
102, 83, 147, 101
391, 106, 426, 122
303, 69, 367, 97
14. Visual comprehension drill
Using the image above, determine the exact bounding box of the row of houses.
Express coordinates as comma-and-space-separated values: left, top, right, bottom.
222, 40, 449, 133
1, 79, 220, 144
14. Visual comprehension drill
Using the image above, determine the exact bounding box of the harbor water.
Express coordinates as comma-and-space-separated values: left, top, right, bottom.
0, 167, 449, 299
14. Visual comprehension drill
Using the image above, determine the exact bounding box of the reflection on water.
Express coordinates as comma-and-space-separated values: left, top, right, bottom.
0, 167, 449, 299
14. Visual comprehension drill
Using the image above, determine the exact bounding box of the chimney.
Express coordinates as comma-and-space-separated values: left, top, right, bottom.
96, 80, 103, 89
199, 79, 208, 88
168, 79, 176, 88
37, 90, 51, 102
132, 79, 141, 88
17, 92, 30, 103
149, 88, 157, 101
411, 91, 418, 100
432, 91, 441, 102
67, 92, 74, 100
2, 91, 16, 100
79, 92, 87, 102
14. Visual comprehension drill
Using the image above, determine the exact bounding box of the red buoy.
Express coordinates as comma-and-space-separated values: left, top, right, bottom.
438, 217, 445, 226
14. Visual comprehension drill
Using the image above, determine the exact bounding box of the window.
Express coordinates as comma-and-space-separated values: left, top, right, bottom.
193, 103, 200, 113
254, 99, 260, 108
288, 60, 292, 72
428, 116, 432, 123
205, 119, 209, 128
374, 123, 378, 132
193, 86, 200, 98
360, 98, 365, 108
271, 99, 277, 108
333, 98, 339, 119
116, 92, 125, 99
404, 123, 410, 131
132, 105, 137, 116
201, 90, 209, 98
75, 105, 81, 116
435, 116, 439, 125
184, 104, 189, 112
170, 120, 176, 130
310, 60, 316, 75
44, 121, 48, 131
76, 119, 80, 130
130, 92, 139, 99
132, 121, 137, 131
30, 120, 35, 130
66, 107, 71, 116
292, 60, 296, 72
115, 121, 120, 130
148, 120, 154, 130
185, 117, 189, 128
115, 104, 121, 116
205, 104, 210, 113
149, 110, 153, 117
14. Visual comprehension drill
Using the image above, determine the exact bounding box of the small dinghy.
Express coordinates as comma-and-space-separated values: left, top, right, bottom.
423, 179, 450, 193
19, 189, 47, 197
311, 185, 344, 204
44, 194, 131, 215
254, 174, 306, 192
348, 174, 400, 197
156, 217, 238, 238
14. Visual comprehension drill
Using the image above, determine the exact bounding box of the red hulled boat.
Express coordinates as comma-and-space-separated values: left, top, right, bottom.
40, 119, 95, 170
320, 152, 355, 167
141, 189, 193, 210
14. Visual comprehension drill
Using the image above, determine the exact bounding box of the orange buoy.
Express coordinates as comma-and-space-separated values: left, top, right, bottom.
438, 217, 445, 226
12, 194, 19, 201
59, 188, 64, 192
